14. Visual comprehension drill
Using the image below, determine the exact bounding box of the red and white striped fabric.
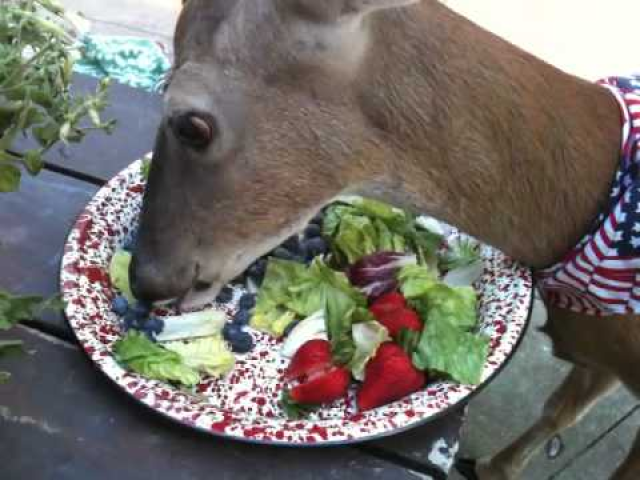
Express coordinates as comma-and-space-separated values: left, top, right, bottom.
537, 75, 640, 315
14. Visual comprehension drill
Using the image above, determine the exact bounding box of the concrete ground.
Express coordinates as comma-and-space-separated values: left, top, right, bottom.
58, 1, 640, 478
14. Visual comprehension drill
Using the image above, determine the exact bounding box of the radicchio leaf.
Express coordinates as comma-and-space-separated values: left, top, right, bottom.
347, 252, 417, 300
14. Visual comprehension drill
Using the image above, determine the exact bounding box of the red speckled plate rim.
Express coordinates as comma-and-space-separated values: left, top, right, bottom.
60, 157, 534, 447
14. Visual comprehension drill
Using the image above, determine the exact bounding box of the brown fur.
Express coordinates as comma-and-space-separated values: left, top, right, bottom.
133, 2, 640, 477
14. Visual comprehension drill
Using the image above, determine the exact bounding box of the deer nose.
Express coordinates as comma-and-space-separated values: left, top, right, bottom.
129, 253, 193, 303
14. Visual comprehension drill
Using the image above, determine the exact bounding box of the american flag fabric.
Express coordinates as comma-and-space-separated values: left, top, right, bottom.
537, 75, 640, 315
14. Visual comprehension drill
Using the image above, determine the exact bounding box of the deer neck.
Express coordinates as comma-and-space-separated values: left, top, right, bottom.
358, 2, 622, 269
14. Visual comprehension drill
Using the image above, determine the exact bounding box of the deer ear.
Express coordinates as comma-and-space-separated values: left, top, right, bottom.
291, 0, 419, 23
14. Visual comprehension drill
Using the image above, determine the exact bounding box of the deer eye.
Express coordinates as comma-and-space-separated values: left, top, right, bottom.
170, 112, 217, 149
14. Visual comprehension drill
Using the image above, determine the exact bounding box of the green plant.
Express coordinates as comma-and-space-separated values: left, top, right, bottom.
0, 0, 114, 192
0, 0, 113, 368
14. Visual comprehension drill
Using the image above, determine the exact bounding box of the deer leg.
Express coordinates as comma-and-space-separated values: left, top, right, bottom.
611, 427, 640, 480
476, 366, 619, 480
608, 371, 640, 480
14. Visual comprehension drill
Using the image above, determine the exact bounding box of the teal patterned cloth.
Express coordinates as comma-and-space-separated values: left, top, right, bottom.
74, 35, 171, 92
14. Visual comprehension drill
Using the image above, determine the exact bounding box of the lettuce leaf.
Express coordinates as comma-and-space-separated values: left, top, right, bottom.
164, 336, 235, 378
349, 321, 390, 381
306, 260, 367, 365
109, 250, 135, 303
156, 309, 227, 342
440, 238, 481, 271
251, 259, 309, 336
412, 318, 489, 385
113, 331, 200, 386
398, 264, 438, 299
415, 284, 478, 330
251, 258, 366, 363
323, 197, 442, 265
398, 261, 488, 384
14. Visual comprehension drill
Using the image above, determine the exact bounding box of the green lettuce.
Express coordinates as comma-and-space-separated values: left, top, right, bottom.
164, 336, 235, 378
349, 321, 390, 381
398, 264, 438, 299
113, 331, 200, 386
398, 263, 489, 384
109, 250, 135, 302
251, 259, 309, 336
251, 258, 366, 364
440, 238, 481, 271
322, 197, 442, 265
413, 318, 489, 385
300, 260, 367, 365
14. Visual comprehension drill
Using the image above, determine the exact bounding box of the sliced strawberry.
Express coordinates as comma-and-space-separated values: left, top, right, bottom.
373, 308, 422, 338
357, 342, 426, 411
285, 339, 332, 381
289, 367, 351, 404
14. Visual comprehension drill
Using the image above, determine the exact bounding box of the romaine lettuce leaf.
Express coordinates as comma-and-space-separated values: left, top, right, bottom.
109, 250, 135, 303
251, 257, 366, 361
398, 264, 438, 299
164, 336, 235, 378
415, 284, 478, 330
251, 259, 310, 336
349, 321, 390, 381
323, 197, 442, 265
412, 318, 489, 385
113, 331, 200, 386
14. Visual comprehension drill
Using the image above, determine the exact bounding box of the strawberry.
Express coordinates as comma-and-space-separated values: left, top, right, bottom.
289, 367, 351, 404
285, 339, 332, 381
369, 291, 406, 318
372, 307, 422, 338
357, 342, 426, 411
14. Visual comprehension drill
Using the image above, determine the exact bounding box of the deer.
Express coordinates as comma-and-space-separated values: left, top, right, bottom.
128, 1, 640, 478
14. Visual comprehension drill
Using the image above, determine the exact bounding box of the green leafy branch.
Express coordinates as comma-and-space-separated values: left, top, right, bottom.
1, 1, 114, 382
0, 0, 115, 192
0, 292, 64, 382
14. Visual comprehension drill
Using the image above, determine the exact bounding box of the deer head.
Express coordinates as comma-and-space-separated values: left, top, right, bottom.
130, 0, 622, 307
130, 0, 423, 307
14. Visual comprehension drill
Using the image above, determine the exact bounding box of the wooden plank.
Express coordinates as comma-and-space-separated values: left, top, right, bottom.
0, 171, 98, 338
366, 409, 464, 478
0, 327, 419, 480
14, 74, 163, 182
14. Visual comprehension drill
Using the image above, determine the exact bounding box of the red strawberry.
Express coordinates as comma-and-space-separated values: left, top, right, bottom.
373, 308, 422, 338
289, 367, 351, 404
285, 339, 332, 381
369, 291, 406, 318
357, 342, 426, 411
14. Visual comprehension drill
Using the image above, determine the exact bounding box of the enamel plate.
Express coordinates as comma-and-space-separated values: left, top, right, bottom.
60, 157, 533, 446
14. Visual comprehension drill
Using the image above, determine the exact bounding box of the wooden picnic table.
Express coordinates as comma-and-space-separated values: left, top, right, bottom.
0, 75, 466, 480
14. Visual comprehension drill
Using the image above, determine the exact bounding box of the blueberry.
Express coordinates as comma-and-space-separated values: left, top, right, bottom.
282, 235, 300, 252
233, 309, 252, 326
223, 323, 244, 342
131, 301, 151, 319
111, 295, 129, 316
310, 212, 324, 226
215, 286, 234, 304
304, 224, 322, 239
303, 237, 329, 260
247, 259, 267, 282
229, 331, 254, 354
146, 316, 165, 335
282, 319, 300, 338
238, 293, 256, 311
121, 311, 137, 331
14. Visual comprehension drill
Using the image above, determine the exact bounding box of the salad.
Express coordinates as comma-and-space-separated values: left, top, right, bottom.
109, 196, 489, 416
